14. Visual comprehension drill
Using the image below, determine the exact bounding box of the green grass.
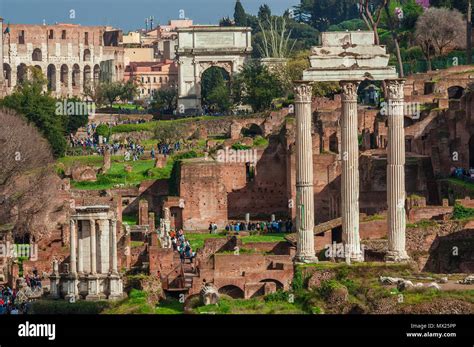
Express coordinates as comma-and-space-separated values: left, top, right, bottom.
444, 178, 474, 192
110, 116, 215, 134
57, 155, 122, 169
104, 290, 184, 315
401, 289, 474, 306
406, 219, 438, 229
184, 233, 227, 250
452, 203, 474, 221
112, 103, 145, 110
241, 233, 287, 243
362, 214, 385, 222
122, 214, 138, 226
184, 232, 287, 251
194, 297, 306, 314
252, 136, 269, 148
154, 299, 184, 314
71, 158, 174, 190
31, 299, 109, 314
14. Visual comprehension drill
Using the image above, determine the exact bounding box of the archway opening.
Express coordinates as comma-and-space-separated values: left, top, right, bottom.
201, 66, 231, 113
93, 64, 101, 84
83, 49, 91, 62
72, 64, 80, 88
83, 65, 92, 91
32, 48, 42, 62
448, 86, 465, 100
17, 64, 27, 85
47, 64, 56, 91
259, 279, 284, 291
218, 285, 244, 299
3, 64, 11, 87
240, 123, 263, 138
60, 64, 69, 89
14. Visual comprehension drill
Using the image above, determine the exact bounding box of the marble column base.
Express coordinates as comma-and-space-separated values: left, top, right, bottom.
385, 250, 410, 262
85, 274, 106, 301
295, 255, 319, 264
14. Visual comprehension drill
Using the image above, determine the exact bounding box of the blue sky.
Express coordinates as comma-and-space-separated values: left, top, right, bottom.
0, 0, 299, 32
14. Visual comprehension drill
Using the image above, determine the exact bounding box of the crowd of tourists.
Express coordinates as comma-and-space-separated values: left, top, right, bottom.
0, 270, 41, 315
0, 286, 24, 314
223, 219, 293, 233
451, 166, 474, 181
170, 229, 196, 263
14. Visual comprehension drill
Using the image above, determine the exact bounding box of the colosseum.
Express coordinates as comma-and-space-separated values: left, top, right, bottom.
0, 18, 124, 97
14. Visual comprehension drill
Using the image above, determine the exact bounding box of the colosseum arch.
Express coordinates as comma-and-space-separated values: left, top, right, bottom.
83, 49, 91, 62
17, 63, 27, 84
83, 65, 92, 91
60, 64, 69, 90
47, 64, 56, 91
32, 48, 42, 62
3, 64, 11, 87
176, 26, 252, 113
72, 64, 80, 88
93, 64, 101, 84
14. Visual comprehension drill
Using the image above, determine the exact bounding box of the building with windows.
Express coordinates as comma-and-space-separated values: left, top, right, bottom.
124, 59, 178, 99
0, 19, 124, 98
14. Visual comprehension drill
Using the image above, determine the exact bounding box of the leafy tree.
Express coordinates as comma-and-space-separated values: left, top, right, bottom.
95, 124, 111, 139
154, 122, 186, 145
257, 16, 297, 58
258, 4, 272, 21
234, 0, 248, 26
62, 97, 89, 134
150, 86, 178, 114
233, 61, 284, 112
415, 7, 466, 70
293, 0, 359, 31
201, 67, 232, 112
0, 66, 67, 157
219, 16, 234, 26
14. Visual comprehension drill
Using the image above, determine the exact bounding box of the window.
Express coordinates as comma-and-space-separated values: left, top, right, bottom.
84, 32, 89, 45
153, 77, 156, 83
18, 30, 25, 44
48, 30, 54, 39
147, 77, 150, 83
61, 30, 66, 39
159, 77, 162, 83
141, 77, 144, 83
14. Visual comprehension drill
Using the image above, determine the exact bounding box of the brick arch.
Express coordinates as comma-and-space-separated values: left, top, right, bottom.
259, 278, 284, 290
447, 85, 465, 100
217, 284, 244, 299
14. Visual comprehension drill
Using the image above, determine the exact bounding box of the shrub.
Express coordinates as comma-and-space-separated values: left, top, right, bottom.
264, 290, 290, 302
453, 203, 474, 220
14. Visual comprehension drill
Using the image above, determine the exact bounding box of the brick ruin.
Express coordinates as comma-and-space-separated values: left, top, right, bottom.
2, 65, 474, 299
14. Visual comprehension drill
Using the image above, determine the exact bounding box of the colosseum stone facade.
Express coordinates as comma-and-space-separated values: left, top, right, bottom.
0, 18, 124, 98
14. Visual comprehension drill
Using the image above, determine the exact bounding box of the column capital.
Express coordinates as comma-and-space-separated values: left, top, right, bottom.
384, 79, 406, 100
339, 80, 361, 101
70, 219, 76, 226
294, 82, 312, 103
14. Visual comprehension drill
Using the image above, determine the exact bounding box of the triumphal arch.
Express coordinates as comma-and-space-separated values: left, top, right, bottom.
294, 31, 408, 263
176, 26, 252, 113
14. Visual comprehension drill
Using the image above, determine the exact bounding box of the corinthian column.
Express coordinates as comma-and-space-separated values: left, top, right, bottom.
90, 219, 97, 274
385, 79, 409, 262
69, 219, 77, 274
294, 82, 317, 263
340, 81, 363, 262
